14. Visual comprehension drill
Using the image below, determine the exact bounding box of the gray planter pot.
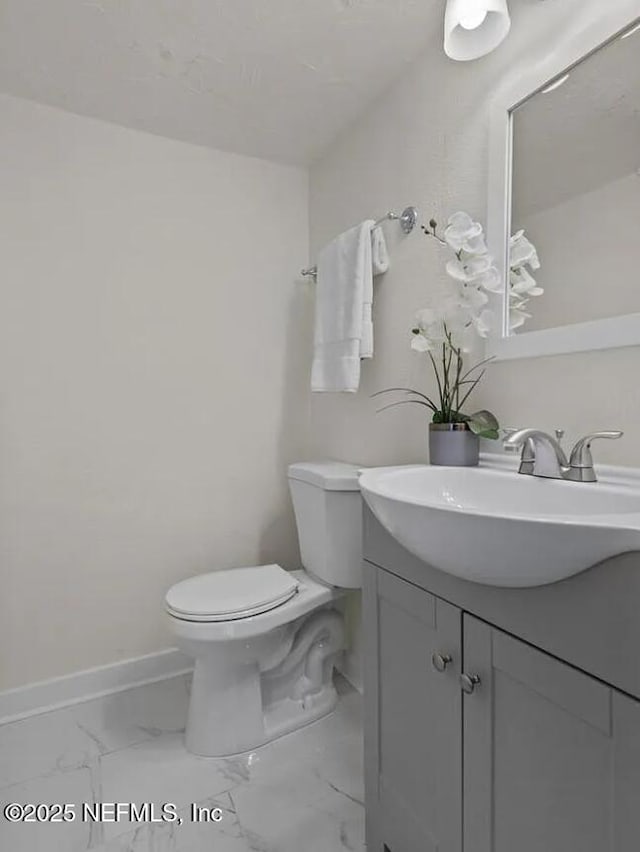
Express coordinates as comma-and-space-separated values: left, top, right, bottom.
429, 423, 479, 467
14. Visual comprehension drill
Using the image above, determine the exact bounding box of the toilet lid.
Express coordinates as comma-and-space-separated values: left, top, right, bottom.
165, 564, 299, 622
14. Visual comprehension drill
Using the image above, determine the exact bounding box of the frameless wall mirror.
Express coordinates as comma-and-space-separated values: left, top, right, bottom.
488, 6, 640, 360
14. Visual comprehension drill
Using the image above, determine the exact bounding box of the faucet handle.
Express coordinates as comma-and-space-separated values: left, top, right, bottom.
569, 431, 624, 470
555, 429, 565, 445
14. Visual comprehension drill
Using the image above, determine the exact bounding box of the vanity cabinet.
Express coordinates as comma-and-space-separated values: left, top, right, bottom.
365, 568, 462, 852
463, 615, 640, 852
364, 563, 640, 852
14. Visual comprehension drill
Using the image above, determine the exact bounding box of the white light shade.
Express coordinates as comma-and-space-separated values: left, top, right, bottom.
444, 0, 511, 61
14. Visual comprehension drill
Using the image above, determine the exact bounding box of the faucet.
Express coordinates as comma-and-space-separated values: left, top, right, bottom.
503, 428, 623, 483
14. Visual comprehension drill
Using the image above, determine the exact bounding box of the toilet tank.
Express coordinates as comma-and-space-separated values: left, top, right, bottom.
288, 461, 363, 589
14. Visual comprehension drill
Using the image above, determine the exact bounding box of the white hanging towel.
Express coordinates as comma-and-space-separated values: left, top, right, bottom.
371, 224, 390, 275
311, 220, 376, 393
361, 224, 390, 358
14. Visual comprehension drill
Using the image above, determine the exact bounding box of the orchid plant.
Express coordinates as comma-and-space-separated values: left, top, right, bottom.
375, 213, 542, 439
375, 212, 501, 438
509, 229, 543, 330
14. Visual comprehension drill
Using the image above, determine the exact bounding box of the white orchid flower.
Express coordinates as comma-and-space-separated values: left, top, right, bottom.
444, 212, 483, 253
462, 233, 488, 256
446, 254, 493, 284
510, 230, 541, 271
461, 286, 489, 311
477, 265, 502, 293
445, 288, 486, 317
414, 308, 447, 342
446, 259, 473, 282
415, 307, 441, 328
464, 254, 493, 276
444, 306, 488, 350
458, 325, 478, 353
411, 333, 433, 352
509, 305, 532, 331
471, 309, 495, 339
446, 324, 472, 354
510, 266, 544, 297
411, 213, 543, 354
412, 308, 450, 351
509, 291, 529, 308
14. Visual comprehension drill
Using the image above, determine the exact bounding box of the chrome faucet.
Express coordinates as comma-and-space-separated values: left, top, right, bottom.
503, 428, 623, 483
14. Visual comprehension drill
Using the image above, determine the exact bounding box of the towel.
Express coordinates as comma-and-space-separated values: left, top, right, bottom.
371, 224, 390, 275
361, 224, 390, 358
311, 220, 376, 393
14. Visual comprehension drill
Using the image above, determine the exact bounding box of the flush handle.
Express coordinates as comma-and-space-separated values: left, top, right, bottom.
431, 652, 452, 673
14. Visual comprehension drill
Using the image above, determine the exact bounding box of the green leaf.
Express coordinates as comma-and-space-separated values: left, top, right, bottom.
376, 400, 435, 416
467, 410, 500, 440
432, 411, 468, 425
475, 428, 501, 440
371, 388, 438, 413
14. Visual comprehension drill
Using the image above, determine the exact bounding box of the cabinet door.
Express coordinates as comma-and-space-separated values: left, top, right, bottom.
463, 615, 640, 852
364, 567, 462, 852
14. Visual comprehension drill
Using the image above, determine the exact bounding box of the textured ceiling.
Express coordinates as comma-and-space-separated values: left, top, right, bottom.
0, 0, 444, 165
512, 22, 640, 218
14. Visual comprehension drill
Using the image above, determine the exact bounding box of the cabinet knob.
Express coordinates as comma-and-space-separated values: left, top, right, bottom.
460, 673, 481, 694
431, 652, 452, 673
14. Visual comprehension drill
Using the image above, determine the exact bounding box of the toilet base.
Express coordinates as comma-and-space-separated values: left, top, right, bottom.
181, 606, 346, 757
263, 679, 339, 745
185, 666, 340, 758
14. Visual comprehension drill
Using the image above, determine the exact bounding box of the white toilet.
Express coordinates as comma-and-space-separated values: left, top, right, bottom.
166, 461, 362, 757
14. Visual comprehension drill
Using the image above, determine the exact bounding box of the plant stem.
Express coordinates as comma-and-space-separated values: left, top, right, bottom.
444, 335, 454, 420
428, 353, 445, 416
457, 370, 486, 411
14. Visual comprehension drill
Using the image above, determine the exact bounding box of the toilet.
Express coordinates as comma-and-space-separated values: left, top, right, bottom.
166, 461, 362, 757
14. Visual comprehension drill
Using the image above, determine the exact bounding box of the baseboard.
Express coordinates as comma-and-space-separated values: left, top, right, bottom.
0, 648, 193, 726
337, 650, 363, 695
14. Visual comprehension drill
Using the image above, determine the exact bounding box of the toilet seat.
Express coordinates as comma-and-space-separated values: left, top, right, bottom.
165, 564, 299, 623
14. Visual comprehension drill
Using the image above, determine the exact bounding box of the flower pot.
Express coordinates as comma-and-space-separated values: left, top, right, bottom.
429, 423, 479, 467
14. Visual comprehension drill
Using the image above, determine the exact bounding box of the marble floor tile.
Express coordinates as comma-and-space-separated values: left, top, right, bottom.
150, 793, 248, 852
0, 707, 103, 789
71, 675, 191, 754
0, 766, 97, 852
91, 825, 150, 851
227, 765, 364, 852
99, 733, 238, 840
0, 675, 190, 790
0, 674, 364, 852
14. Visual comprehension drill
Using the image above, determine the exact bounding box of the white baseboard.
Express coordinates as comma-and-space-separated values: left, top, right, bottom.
0, 648, 193, 726
337, 650, 363, 695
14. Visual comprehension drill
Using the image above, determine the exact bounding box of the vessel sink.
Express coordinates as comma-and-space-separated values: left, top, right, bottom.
359, 461, 640, 587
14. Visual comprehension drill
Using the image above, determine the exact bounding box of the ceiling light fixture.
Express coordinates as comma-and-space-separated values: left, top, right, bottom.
444, 0, 511, 61
541, 73, 570, 94
459, 8, 488, 30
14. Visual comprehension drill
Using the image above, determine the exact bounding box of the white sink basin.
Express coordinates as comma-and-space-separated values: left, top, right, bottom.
359, 460, 640, 587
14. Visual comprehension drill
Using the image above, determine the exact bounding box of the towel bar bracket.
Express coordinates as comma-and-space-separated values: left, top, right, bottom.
398, 206, 418, 235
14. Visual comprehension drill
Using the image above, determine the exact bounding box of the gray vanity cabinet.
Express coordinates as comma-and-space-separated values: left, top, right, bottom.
364, 567, 462, 852
463, 614, 640, 852
364, 564, 640, 852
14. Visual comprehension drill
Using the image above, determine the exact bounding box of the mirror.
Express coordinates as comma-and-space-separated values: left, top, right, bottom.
488, 9, 640, 360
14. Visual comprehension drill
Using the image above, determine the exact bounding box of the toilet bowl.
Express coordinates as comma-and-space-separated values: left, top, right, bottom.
166, 461, 362, 757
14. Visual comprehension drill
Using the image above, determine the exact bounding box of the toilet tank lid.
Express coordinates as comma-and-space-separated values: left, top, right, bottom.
288, 461, 362, 491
